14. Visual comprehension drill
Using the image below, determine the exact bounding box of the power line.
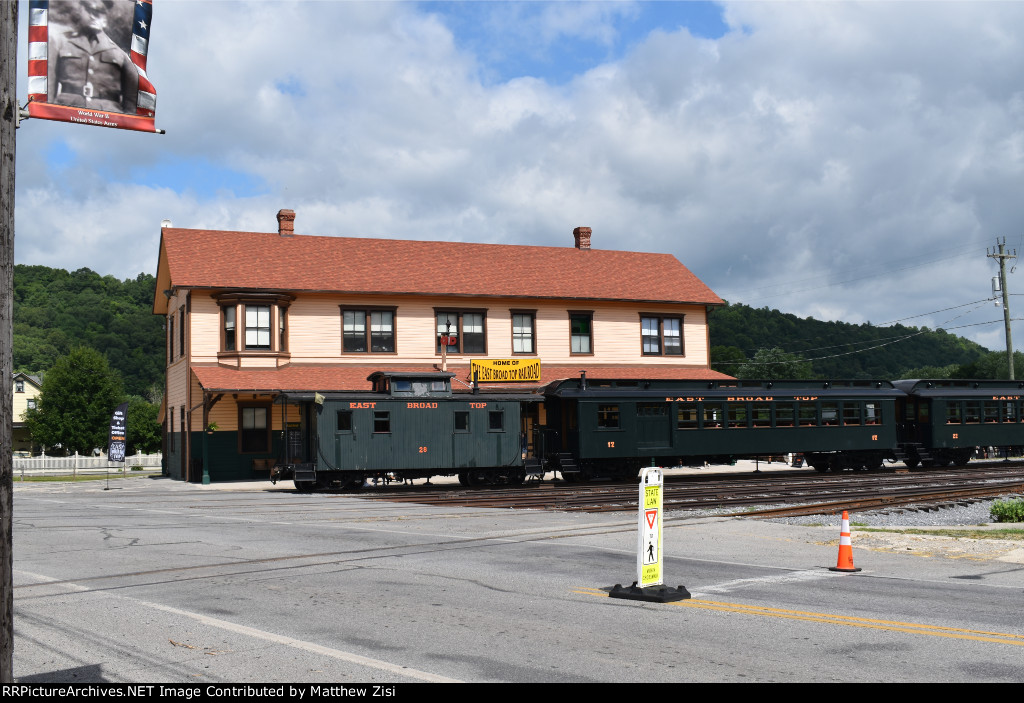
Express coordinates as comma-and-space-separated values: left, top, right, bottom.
875, 299, 993, 326
717, 311, 1019, 366
722, 299, 992, 358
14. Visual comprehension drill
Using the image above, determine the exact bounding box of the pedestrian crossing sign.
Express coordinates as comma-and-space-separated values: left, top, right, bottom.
638, 468, 663, 587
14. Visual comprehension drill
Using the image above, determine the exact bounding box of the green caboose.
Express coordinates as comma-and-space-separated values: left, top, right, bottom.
274, 371, 529, 490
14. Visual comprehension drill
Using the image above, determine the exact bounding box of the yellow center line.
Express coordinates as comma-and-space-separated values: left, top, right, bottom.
572, 588, 1024, 647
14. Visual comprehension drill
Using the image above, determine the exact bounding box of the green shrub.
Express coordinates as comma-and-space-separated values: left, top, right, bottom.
989, 499, 1024, 523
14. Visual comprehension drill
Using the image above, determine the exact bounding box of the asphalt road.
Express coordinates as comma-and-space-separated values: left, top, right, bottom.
10, 475, 1024, 683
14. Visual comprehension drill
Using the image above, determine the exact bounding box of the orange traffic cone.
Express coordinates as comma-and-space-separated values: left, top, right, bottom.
829, 510, 862, 572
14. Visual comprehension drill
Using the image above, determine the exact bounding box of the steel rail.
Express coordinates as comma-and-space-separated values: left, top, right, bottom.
354, 467, 1024, 514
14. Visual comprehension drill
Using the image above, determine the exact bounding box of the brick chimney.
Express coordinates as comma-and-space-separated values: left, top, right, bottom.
277, 209, 296, 236
573, 226, 592, 250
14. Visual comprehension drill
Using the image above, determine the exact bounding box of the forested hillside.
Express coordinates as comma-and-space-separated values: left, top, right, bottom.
11, 267, 998, 393
709, 302, 990, 379
13, 265, 163, 397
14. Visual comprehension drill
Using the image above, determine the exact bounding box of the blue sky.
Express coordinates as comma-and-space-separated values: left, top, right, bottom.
13, 1, 1024, 353
427, 1, 729, 84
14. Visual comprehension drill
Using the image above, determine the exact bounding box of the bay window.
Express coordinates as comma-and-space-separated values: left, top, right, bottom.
216, 293, 293, 357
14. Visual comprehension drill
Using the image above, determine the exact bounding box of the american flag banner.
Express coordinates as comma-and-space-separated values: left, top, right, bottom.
26, 0, 163, 134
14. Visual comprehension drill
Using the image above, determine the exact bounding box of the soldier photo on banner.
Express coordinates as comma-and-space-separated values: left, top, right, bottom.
49, 0, 138, 113
26, 0, 163, 133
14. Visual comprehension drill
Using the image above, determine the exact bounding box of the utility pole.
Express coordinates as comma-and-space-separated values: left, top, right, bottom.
987, 238, 1017, 380
0, 0, 17, 683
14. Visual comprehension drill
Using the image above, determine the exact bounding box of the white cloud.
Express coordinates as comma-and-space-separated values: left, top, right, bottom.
13, 1, 1024, 352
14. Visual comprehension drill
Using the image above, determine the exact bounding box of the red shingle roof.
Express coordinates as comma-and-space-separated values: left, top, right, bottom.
159, 228, 723, 306
191, 363, 733, 394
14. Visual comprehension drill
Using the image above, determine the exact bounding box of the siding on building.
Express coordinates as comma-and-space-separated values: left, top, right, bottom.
154, 212, 729, 481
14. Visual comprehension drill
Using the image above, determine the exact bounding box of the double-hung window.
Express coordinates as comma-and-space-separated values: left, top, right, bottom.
245, 305, 272, 350
570, 312, 593, 354
436, 310, 486, 354
223, 307, 236, 351
641, 315, 683, 356
511, 312, 536, 354
279, 308, 288, 351
343, 309, 396, 353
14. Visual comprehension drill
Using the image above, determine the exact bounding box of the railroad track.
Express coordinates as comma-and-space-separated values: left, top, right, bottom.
349, 464, 1024, 517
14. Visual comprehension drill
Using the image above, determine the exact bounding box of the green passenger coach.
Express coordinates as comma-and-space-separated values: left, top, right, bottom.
893, 379, 1024, 466
542, 377, 905, 476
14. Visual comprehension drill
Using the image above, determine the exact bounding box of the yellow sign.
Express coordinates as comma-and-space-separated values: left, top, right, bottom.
638, 468, 664, 588
470, 358, 542, 383
644, 485, 661, 509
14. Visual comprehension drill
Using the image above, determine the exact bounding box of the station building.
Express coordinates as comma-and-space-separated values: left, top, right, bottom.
153, 210, 729, 481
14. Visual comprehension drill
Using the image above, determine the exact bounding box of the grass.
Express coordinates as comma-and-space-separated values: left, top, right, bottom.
855, 527, 1024, 541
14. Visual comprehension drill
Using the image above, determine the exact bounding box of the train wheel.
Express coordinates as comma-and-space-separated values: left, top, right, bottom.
458, 472, 469, 486
953, 449, 974, 465
805, 454, 828, 472
829, 455, 850, 472
903, 459, 920, 469
862, 453, 884, 471
295, 480, 316, 492
504, 469, 526, 485
465, 470, 493, 486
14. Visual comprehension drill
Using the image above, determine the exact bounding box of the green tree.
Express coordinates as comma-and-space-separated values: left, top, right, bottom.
710, 345, 747, 375
24, 347, 125, 455
708, 301, 989, 379
897, 363, 960, 380
952, 351, 1024, 380
736, 347, 815, 380
13, 265, 165, 396
124, 395, 162, 454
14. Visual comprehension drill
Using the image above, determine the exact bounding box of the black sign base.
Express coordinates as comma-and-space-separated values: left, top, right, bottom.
609, 582, 691, 603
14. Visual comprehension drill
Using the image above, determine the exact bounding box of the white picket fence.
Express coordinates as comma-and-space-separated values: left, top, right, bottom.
13, 452, 163, 478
